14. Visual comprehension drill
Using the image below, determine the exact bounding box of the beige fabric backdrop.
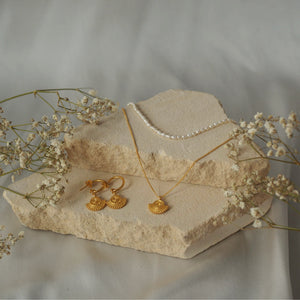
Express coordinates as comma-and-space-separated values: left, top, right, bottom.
0, 0, 299, 298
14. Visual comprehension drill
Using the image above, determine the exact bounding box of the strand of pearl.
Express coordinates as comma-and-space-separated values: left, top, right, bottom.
127, 102, 230, 140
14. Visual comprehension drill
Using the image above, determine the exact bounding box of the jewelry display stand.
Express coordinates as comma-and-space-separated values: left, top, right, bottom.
4, 167, 272, 259
65, 90, 269, 188
3, 90, 272, 258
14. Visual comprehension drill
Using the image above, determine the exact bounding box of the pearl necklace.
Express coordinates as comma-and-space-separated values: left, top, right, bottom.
127, 102, 230, 140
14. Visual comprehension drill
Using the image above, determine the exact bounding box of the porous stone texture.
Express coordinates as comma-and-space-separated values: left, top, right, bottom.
4, 167, 272, 259
65, 89, 269, 188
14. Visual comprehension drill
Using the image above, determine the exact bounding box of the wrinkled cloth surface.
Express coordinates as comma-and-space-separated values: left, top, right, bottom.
0, 0, 299, 298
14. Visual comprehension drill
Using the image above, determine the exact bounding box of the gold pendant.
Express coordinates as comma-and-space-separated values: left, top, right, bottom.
148, 199, 169, 214
86, 196, 106, 211
106, 194, 127, 209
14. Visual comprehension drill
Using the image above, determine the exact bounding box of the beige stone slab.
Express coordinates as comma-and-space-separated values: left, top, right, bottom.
4, 167, 272, 258
65, 89, 269, 188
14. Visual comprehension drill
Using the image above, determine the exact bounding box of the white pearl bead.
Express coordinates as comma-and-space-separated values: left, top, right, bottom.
129, 103, 229, 140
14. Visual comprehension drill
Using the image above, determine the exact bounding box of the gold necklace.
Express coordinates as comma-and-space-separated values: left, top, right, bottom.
122, 108, 233, 214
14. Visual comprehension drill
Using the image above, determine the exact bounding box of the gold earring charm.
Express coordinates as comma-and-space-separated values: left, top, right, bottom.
80, 179, 108, 211
106, 176, 127, 209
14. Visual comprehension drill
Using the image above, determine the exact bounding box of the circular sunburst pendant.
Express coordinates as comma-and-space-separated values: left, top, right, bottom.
148, 199, 169, 214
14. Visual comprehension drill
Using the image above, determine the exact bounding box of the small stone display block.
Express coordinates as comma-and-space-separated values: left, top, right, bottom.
65, 89, 269, 188
4, 168, 272, 258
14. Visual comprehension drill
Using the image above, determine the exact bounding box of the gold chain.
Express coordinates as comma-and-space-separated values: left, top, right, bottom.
122, 108, 233, 214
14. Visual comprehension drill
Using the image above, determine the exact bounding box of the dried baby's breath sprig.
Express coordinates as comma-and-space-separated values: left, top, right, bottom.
0, 88, 118, 259
56, 90, 118, 125
224, 172, 300, 231
225, 111, 300, 231
0, 225, 24, 259
228, 112, 300, 166
0, 88, 117, 208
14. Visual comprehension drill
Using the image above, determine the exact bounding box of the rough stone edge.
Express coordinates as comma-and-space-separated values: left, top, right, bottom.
64, 140, 270, 188
3, 190, 272, 259
184, 198, 272, 258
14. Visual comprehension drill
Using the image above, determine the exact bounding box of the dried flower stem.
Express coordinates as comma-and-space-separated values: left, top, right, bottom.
226, 111, 300, 231
0, 88, 117, 208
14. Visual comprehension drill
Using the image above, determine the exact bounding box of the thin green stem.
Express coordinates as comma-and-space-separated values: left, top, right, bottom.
237, 156, 296, 165
36, 93, 56, 112
0, 167, 22, 177
278, 197, 300, 215
280, 139, 300, 165
260, 214, 276, 225
57, 104, 76, 112
0, 91, 34, 104
0, 185, 26, 197
11, 127, 35, 133
10, 127, 36, 156
256, 134, 269, 144
255, 132, 300, 165
25, 138, 44, 165
249, 141, 264, 158
268, 223, 300, 231
10, 127, 26, 144
11, 123, 33, 127
0, 88, 99, 105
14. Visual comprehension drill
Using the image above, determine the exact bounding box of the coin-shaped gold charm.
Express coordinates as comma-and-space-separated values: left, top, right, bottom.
148, 199, 169, 214
86, 196, 106, 211
106, 194, 127, 209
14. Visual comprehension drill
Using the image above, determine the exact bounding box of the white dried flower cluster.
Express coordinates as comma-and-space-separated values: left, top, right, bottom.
224, 172, 264, 228
279, 111, 299, 138
4, 114, 74, 207
252, 219, 263, 228
224, 171, 300, 229
76, 96, 118, 125
35, 177, 65, 207
0, 137, 28, 174
42, 139, 71, 174
225, 142, 241, 171
234, 111, 299, 140
0, 88, 119, 260
0, 107, 11, 140
0, 225, 24, 259
228, 112, 299, 166
0, 89, 118, 209
224, 171, 261, 209
0, 113, 74, 177
264, 174, 299, 202
225, 111, 300, 230
34, 113, 74, 140
225, 142, 240, 159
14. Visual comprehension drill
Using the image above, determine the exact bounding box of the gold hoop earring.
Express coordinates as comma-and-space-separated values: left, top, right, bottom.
80, 180, 94, 191
80, 179, 109, 211
106, 176, 127, 209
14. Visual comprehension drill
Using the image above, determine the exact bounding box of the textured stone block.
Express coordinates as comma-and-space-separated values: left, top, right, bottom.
65, 89, 269, 188
4, 167, 272, 258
